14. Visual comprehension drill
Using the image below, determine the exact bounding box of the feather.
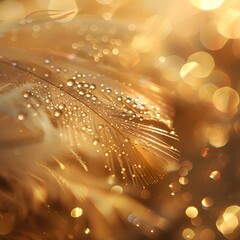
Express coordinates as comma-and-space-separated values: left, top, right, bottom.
0, 83, 169, 239
0, 10, 179, 239
0, 45, 179, 185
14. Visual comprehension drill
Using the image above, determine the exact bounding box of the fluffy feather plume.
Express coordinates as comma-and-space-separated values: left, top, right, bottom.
0, 6, 179, 239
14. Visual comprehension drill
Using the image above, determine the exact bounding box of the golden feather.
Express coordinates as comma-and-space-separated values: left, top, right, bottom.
0, 9, 179, 239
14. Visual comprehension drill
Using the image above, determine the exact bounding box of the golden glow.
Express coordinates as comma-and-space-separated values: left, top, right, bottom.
33, 185, 47, 203
107, 175, 116, 185
180, 62, 199, 79
48, 0, 78, 22
182, 228, 195, 239
199, 84, 218, 103
0, 0, 25, 23
191, 216, 202, 226
185, 206, 198, 218
187, 51, 215, 78
179, 177, 189, 185
202, 197, 214, 208
96, 0, 113, 5
212, 87, 239, 113
218, 8, 240, 39
1, 0, 240, 239
210, 171, 221, 180
70, 207, 83, 218
199, 228, 215, 240
111, 185, 123, 195
159, 55, 185, 82
131, 15, 171, 53
189, 0, 224, 10
216, 205, 240, 236
205, 123, 229, 148
119, 51, 140, 69
200, 20, 228, 50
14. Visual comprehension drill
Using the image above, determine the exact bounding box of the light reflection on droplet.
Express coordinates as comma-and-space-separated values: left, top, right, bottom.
54, 110, 62, 117
92, 138, 99, 146
67, 79, 75, 87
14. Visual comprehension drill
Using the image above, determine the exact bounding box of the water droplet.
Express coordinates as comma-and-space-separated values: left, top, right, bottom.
54, 110, 62, 117
11, 61, 18, 67
58, 103, 65, 110
90, 84, 96, 90
92, 95, 97, 101
93, 138, 99, 146
106, 88, 112, 94
82, 83, 88, 88
126, 97, 131, 103
79, 90, 85, 96
85, 228, 90, 234
67, 79, 75, 87
18, 114, 25, 121
44, 59, 50, 64
22, 92, 31, 99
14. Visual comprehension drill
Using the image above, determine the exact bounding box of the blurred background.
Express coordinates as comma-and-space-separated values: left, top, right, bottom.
1, 0, 240, 239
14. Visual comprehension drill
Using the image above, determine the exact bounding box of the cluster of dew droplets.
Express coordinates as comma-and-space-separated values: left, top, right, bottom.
5, 53, 179, 186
